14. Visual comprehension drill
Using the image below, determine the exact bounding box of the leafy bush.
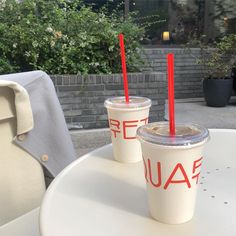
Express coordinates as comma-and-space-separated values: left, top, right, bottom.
0, 0, 144, 74
197, 34, 236, 78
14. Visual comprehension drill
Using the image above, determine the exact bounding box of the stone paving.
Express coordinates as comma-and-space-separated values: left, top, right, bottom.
70, 128, 111, 158
165, 97, 236, 129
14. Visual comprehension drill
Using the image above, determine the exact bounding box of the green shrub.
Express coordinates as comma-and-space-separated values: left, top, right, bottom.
0, 0, 144, 74
196, 34, 236, 78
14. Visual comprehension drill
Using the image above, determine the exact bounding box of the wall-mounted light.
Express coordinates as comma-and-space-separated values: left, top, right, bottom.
162, 31, 170, 41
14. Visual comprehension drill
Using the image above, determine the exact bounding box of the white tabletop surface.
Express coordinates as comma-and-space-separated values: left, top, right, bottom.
39, 129, 236, 236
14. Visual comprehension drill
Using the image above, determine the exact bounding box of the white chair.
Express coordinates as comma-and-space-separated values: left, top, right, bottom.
0, 87, 45, 234
0, 208, 40, 236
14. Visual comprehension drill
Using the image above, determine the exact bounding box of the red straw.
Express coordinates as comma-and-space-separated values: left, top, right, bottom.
167, 53, 175, 136
119, 33, 129, 103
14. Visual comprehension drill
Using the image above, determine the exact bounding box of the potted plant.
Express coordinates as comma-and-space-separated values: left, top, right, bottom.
232, 67, 236, 93
198, 34, 236, 107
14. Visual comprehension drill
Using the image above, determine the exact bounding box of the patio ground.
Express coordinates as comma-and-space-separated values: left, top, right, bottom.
70, 97, 236, 158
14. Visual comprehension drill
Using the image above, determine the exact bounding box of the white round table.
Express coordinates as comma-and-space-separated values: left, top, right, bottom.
39, 129, 236, 236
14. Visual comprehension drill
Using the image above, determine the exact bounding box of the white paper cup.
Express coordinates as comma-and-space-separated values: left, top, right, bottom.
105, 96, 151, 163
137, 122, 210, 224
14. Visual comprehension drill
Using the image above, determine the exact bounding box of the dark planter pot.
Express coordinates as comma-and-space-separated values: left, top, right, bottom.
232, 68, 236, 93
203, 77, 233, 107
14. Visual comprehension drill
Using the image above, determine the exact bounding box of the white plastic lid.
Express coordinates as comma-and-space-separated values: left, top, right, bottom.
104, 96, 151, 110
137, 122, 209, 146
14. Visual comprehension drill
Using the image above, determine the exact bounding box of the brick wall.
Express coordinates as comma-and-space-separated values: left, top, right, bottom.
51, 72, 167, 129
51, 48, 208, 129
141, 47, 204, 98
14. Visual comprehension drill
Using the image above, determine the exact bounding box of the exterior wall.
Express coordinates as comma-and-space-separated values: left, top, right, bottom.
51, 48, 207, 129
51, 72, 167, 129
141, 47, 204, 99
204, 0, 236, 40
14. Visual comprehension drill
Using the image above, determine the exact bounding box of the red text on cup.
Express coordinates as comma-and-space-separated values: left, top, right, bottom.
143, 157, 203, 190
109, 118, 148, 139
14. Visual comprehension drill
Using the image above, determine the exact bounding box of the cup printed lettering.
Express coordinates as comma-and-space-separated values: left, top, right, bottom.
109, 119, 121, 138
143, 157, 203, 190
192, 157, 202, 184
109, 117, 148, 139
123, 120, 138, 139
164, 163, 191, 189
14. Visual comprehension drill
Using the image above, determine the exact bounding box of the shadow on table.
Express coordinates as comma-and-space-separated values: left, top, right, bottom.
57, 169, 197, 235
59, 169, 150, 219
